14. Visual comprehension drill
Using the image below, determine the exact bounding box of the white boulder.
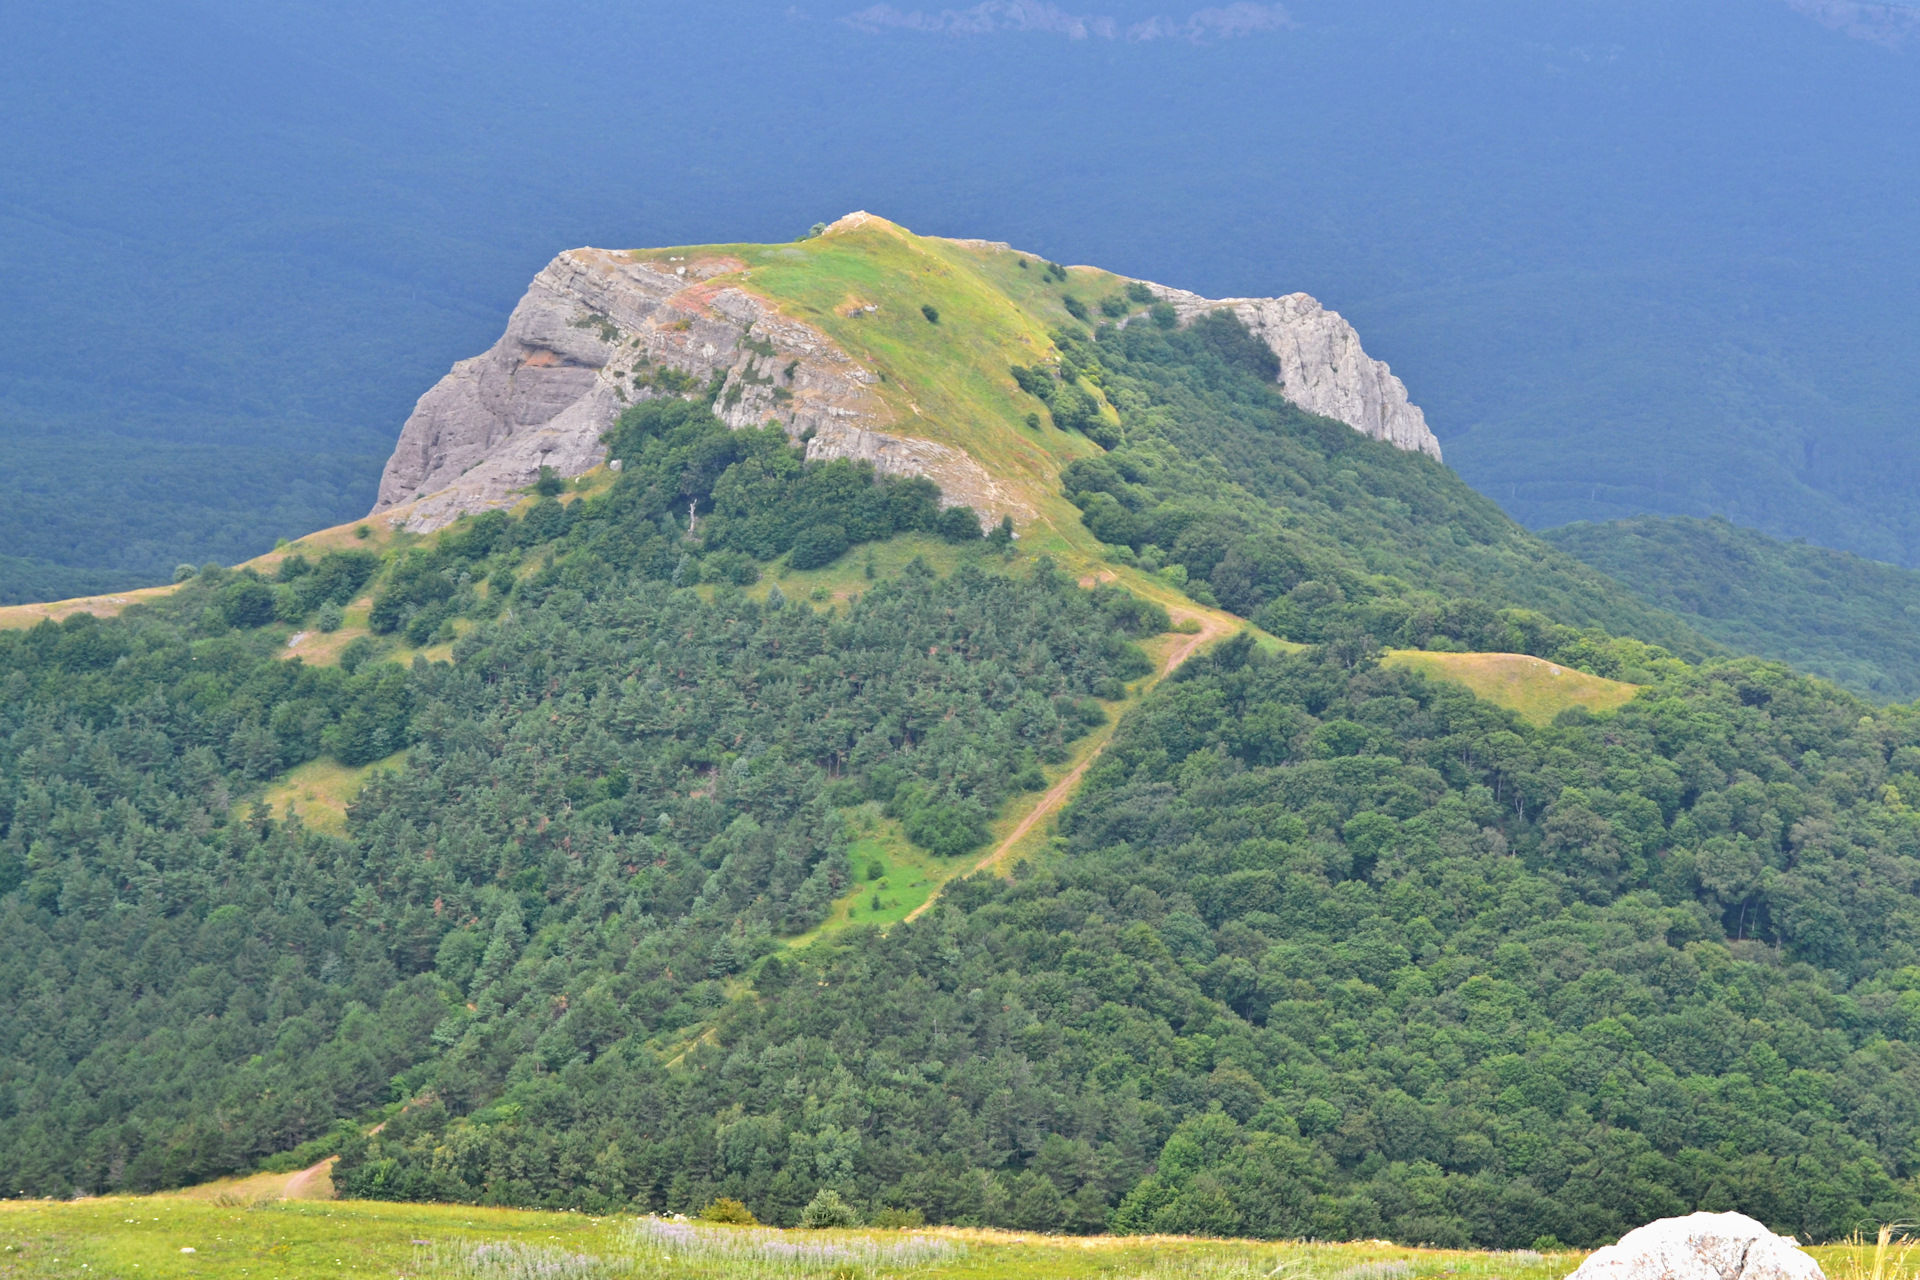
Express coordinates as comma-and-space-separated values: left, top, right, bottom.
1568, 1212, 1823, 1280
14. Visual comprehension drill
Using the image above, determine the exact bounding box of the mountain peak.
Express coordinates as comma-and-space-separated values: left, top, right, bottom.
369, 219, 1441, 532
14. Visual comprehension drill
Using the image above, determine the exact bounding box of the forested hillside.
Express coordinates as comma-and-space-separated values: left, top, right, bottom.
1021, 303, 1707, 670
336, 636, 1920, 1247
0, 541, 1150, 1192
1546, 516, 1920, 702
5, 275, 1918, 1250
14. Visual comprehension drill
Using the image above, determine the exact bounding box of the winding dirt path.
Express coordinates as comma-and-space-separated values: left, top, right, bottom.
903, 605, 1233, 921
279, 1156, 337, 1200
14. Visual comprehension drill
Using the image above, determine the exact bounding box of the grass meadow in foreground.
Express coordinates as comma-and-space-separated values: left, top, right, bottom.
0, 1199, 1599, 1280
1, 1197, 1908, 1280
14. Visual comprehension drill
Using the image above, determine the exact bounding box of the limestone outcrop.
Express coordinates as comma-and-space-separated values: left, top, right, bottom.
369, 221, 1441, 533
1144, 284, 1443, 460
371, 247, 1013, 533
1566, 1212, 1823, 1280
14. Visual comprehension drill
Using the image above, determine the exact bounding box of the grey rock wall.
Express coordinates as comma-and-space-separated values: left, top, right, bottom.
1144, 284, 1444, 460
371, 247, 1014, 532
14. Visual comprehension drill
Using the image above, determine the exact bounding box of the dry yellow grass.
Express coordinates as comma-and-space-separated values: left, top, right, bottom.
0, 1193, 1590, 1280
1384, 650, 1640, 725
0, 583, 179, 630
0, 505, 417, 632
258, 753, 406, 834
165, 1158, 337, 1206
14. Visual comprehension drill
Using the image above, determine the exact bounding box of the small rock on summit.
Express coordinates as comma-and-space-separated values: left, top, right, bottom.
1568, 1213, 1823, 1280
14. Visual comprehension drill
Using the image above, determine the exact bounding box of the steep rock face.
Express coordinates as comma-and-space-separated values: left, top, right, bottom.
370, 228, 1441, 533
372, 247, 1014, 532
1146, 284, 1443, 460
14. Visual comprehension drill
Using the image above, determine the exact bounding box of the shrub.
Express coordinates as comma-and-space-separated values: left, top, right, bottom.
797, 1189, 862, 1229
272, 583, 304, 624
338, 635, 377, 675
369, 556, 455, 634
903, 801, 989, 857
403, 607, 444, 646
315, 602, 345, 632
218, 578, 276, 629
535, 466, 564, 497
789, 523, 850, 570
920, 303, 939, 323
1062, 294, 1090, 322
1011, 364, 1053, 400
172, 563, 197, 583
936, 506, 982, 543
1025, 412, 1040, 429
868, 1207, 925, 1229
1126, 281, 1154, 303
700, 1197, 758, 1225
295, 550, 378, 611
1150, 301, 1178, 329
1099, 294, 1129, 318
702, 550, 760, 586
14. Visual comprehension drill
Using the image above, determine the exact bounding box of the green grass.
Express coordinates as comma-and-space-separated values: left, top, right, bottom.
65, 1196, 1895, 1280
258, 752, 406, 833
636, 218, 1127, 570
0, 1197, 615, 1280
814, 806, 952, 933
1381, 650, 1640, 725
0, 1196, 1607, 1280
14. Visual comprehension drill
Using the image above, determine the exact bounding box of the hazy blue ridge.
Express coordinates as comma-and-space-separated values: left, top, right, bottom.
1544, 515, 1920, 701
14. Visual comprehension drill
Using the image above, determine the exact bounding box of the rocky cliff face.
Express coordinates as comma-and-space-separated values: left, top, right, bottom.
372, 246, 1015, 532
371, 224, 1440, 530
1145, 285, 1442, 460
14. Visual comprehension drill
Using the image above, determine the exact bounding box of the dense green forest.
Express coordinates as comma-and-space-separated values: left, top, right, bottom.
0, 429, 384, 606
1019, 308, 1711, 672
7, 323, 1920, 1249
0, 548, 1150, 1193
1546, 516, 1920, 703
332, 636, 1920, 1247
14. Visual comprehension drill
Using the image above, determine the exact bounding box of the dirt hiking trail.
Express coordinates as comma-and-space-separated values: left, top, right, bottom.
904, 605, 1233, 922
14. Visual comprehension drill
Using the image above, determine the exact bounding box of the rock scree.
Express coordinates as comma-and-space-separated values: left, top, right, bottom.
1568, 1213, 1824, 1280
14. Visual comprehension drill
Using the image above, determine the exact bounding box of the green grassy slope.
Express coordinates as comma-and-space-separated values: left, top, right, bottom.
1546, 514, 1920, 701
